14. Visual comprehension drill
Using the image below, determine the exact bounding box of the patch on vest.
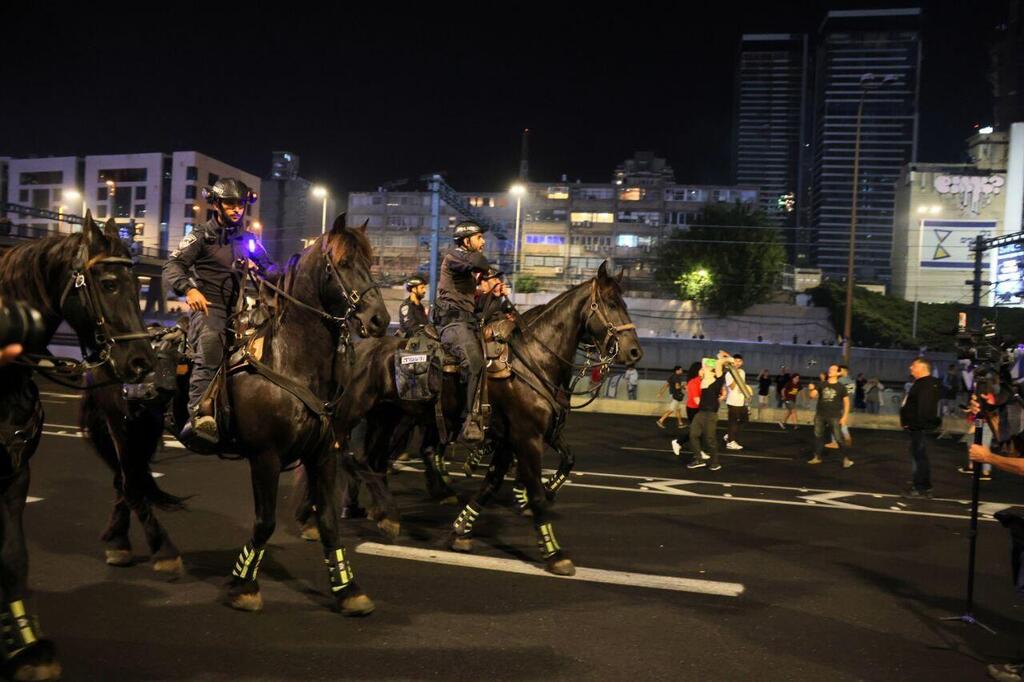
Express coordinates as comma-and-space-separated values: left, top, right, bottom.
401, 354, 428, 365
171, 232, 197, 257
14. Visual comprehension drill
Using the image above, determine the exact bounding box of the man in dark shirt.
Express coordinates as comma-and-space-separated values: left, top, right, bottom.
398, 274, 429, 337
162, 178, 279, 443
776, 366, 790, 408
687, 351, 732, 471
433, 220, 499, 444
656, 366, 686, 429
807, 364, 853, 468
900, 357, 941, 497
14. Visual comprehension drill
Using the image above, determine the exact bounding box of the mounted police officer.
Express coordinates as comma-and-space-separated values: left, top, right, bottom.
398, 274, 429, 337
434, 220, 500, 444
162, 178, 279, 444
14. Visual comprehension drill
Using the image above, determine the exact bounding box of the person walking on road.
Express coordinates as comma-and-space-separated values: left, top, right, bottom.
807, 364, 853, 468
671, 362, 704, 457
900, 358, 941, 498
687, 353, 731, 471
757, 369, 771, 418
656, 366, 687, 429
775, 366, 790, 408
865, 377, 882, 414
625, 364, 639, 400
724, 354, 750, 450
779, 373, 802, 429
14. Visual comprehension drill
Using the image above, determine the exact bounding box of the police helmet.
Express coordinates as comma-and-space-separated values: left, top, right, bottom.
203, 178, 258, 206
405, 274, 427, 291
453, 220, 486, 242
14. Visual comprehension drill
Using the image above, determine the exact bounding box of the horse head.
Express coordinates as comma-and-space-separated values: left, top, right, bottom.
583, 261, 643, 365
59, 213, 154, 382
320, 214, 390, 337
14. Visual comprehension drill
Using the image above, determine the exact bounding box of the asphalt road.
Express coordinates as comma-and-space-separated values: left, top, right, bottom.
19, 387, 1024, 681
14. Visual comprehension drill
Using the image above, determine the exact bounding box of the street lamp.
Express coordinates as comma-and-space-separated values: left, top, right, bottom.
842, 73, 898, 364
312, 186, 328, 234
62, 189, 85, 219
509, 183, 526, 297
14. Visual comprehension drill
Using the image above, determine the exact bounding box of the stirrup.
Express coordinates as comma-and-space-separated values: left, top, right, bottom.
457, 418, 485, 445
191, 415, 219, 443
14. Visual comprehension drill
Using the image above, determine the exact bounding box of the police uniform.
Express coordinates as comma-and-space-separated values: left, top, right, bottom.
162, 219, 279, 412
398, 296, 429, 337
434, 244, 496, 439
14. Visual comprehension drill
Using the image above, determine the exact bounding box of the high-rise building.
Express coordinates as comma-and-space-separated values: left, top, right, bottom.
809, 8, 922, 283
259, 151, 339, 263
734, 33, 811, 262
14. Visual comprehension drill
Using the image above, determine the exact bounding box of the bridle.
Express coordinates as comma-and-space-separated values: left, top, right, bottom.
581, 278, 636, 360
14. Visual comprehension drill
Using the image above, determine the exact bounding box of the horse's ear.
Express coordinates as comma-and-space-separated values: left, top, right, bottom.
617, 267, 625, 283
597, 260, 611, 281
330, 212, 347, 236
103, 218, 120, 240
359, 219, 368, 234
83, 211, 104, 246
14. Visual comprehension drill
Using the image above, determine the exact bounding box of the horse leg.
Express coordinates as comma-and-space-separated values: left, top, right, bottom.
449, 442, 512, 553
304, 447, 374, 616
226, 453, 281, 612
517, 435, 575, 576
543, 433, 575, 503
0, 466, 61, 681
291, 465, 320, 542
99, 474, 134, 566
358, 416, 403, 539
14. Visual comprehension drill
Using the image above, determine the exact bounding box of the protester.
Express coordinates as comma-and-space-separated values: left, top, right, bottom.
656, 365, 687, 429
723, 354, 749, 450
624, 364, 639, 400
686, 353, 730, 471
900, 358, 941, 498
775, 365, 790, 408
854, 373, 867, 411
807, 364, 853, 468
779, 373, 801, 429
670, 362, 704, 458
757, 369, 772, 419
865, 377, 882, 414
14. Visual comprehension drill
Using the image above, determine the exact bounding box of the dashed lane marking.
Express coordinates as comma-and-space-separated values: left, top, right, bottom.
355, 542, 745, 597
39, 392, 80, 399
27, 497, 43, 503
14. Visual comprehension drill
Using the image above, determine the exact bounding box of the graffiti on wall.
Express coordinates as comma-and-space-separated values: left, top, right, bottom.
933, 174, 1006, 215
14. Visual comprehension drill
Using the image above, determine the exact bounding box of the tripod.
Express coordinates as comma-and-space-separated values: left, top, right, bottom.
941, 419, 996, 634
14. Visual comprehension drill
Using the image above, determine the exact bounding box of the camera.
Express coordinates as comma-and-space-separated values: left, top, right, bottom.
955, 312, 1019, 402
0, 298, 48, 350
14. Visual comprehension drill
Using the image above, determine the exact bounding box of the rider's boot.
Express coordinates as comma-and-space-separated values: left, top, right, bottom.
183, 399, 219, 444
457, 373, 485, 445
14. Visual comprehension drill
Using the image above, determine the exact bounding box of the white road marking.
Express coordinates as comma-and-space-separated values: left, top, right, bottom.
41, 430, 83, 439
39, 392, 80, 399
621, 446, 790, 461
152, 472, 165, 478
162, 440, 186, 449
27, 497, 43, 503
355, 542, 745, 597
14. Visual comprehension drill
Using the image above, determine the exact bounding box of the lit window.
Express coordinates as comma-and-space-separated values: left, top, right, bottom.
619, 187, 645, 201
546, 186, 569, 200
134, 204, 146, 218
570, 212, 615, 224
617, 234, 639, 247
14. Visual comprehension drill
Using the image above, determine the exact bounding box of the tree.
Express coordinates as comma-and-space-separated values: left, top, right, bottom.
515, 274, 541, 294
654, 202, 786, 315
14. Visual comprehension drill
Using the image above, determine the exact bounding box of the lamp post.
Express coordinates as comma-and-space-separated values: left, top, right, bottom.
62, 189, 85, 225
312, 186, 328, 234
509, 183, 526, 297
842, 73, 897, 364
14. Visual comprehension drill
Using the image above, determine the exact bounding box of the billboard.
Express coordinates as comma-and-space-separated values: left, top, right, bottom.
918, 219, 997, 269
994, 242, 1024, 307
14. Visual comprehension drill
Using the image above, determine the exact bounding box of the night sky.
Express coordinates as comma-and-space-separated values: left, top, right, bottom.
0, 2, 1008, 196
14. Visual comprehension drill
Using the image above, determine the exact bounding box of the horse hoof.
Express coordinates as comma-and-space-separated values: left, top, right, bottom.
6, 640, 61, 682
153, 556, 185, 578
547, 558, 576, 576
377, 518, 401, 540
451, 536, 473, 552
300, 524, 320, 542
339, 593, 375, 617
229, 591, 263, 612
105, 549, 133, 567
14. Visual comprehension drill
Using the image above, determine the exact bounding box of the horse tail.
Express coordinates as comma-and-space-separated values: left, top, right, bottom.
122, 447, 189, 511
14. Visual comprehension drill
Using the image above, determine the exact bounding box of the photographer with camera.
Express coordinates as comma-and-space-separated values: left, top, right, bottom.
1, 296, 47, 365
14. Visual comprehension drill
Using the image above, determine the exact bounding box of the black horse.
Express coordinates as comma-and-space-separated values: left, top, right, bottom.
0, 215, 155, 681
330, 262, 642, 575
80, 215, 390, 616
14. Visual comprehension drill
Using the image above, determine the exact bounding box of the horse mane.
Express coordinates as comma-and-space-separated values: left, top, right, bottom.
327, 225, 373, 269
0, 231, 130, 315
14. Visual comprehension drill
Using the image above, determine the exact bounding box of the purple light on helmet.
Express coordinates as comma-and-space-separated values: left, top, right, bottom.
248, 238, 256, 255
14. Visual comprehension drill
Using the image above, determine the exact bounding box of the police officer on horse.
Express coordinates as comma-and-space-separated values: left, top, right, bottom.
434, 220, 501, 444
162, 178, 279, 443
398, 274, 429, 337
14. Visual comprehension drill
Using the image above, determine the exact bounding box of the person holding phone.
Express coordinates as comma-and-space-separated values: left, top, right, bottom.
686, 352, 730, 471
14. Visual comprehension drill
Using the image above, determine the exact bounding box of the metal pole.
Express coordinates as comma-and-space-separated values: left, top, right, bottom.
428, 175, 441, 306
842, 92, 866, 365
971, 234, 984, 328
512, 195, 522, 297
320, 196, 328, 234
912, 299, 919, 340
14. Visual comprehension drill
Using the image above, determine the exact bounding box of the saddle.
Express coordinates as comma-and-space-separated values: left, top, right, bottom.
440, 318, 514, 380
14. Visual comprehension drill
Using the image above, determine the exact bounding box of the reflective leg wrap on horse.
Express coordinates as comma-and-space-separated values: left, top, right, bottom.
536, 522, 563, 560
0, 601, 41, 659
453, 503, 480, 537
513, 484, 530, 513
323, 547, 355, 593
231, 542, 266, 582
